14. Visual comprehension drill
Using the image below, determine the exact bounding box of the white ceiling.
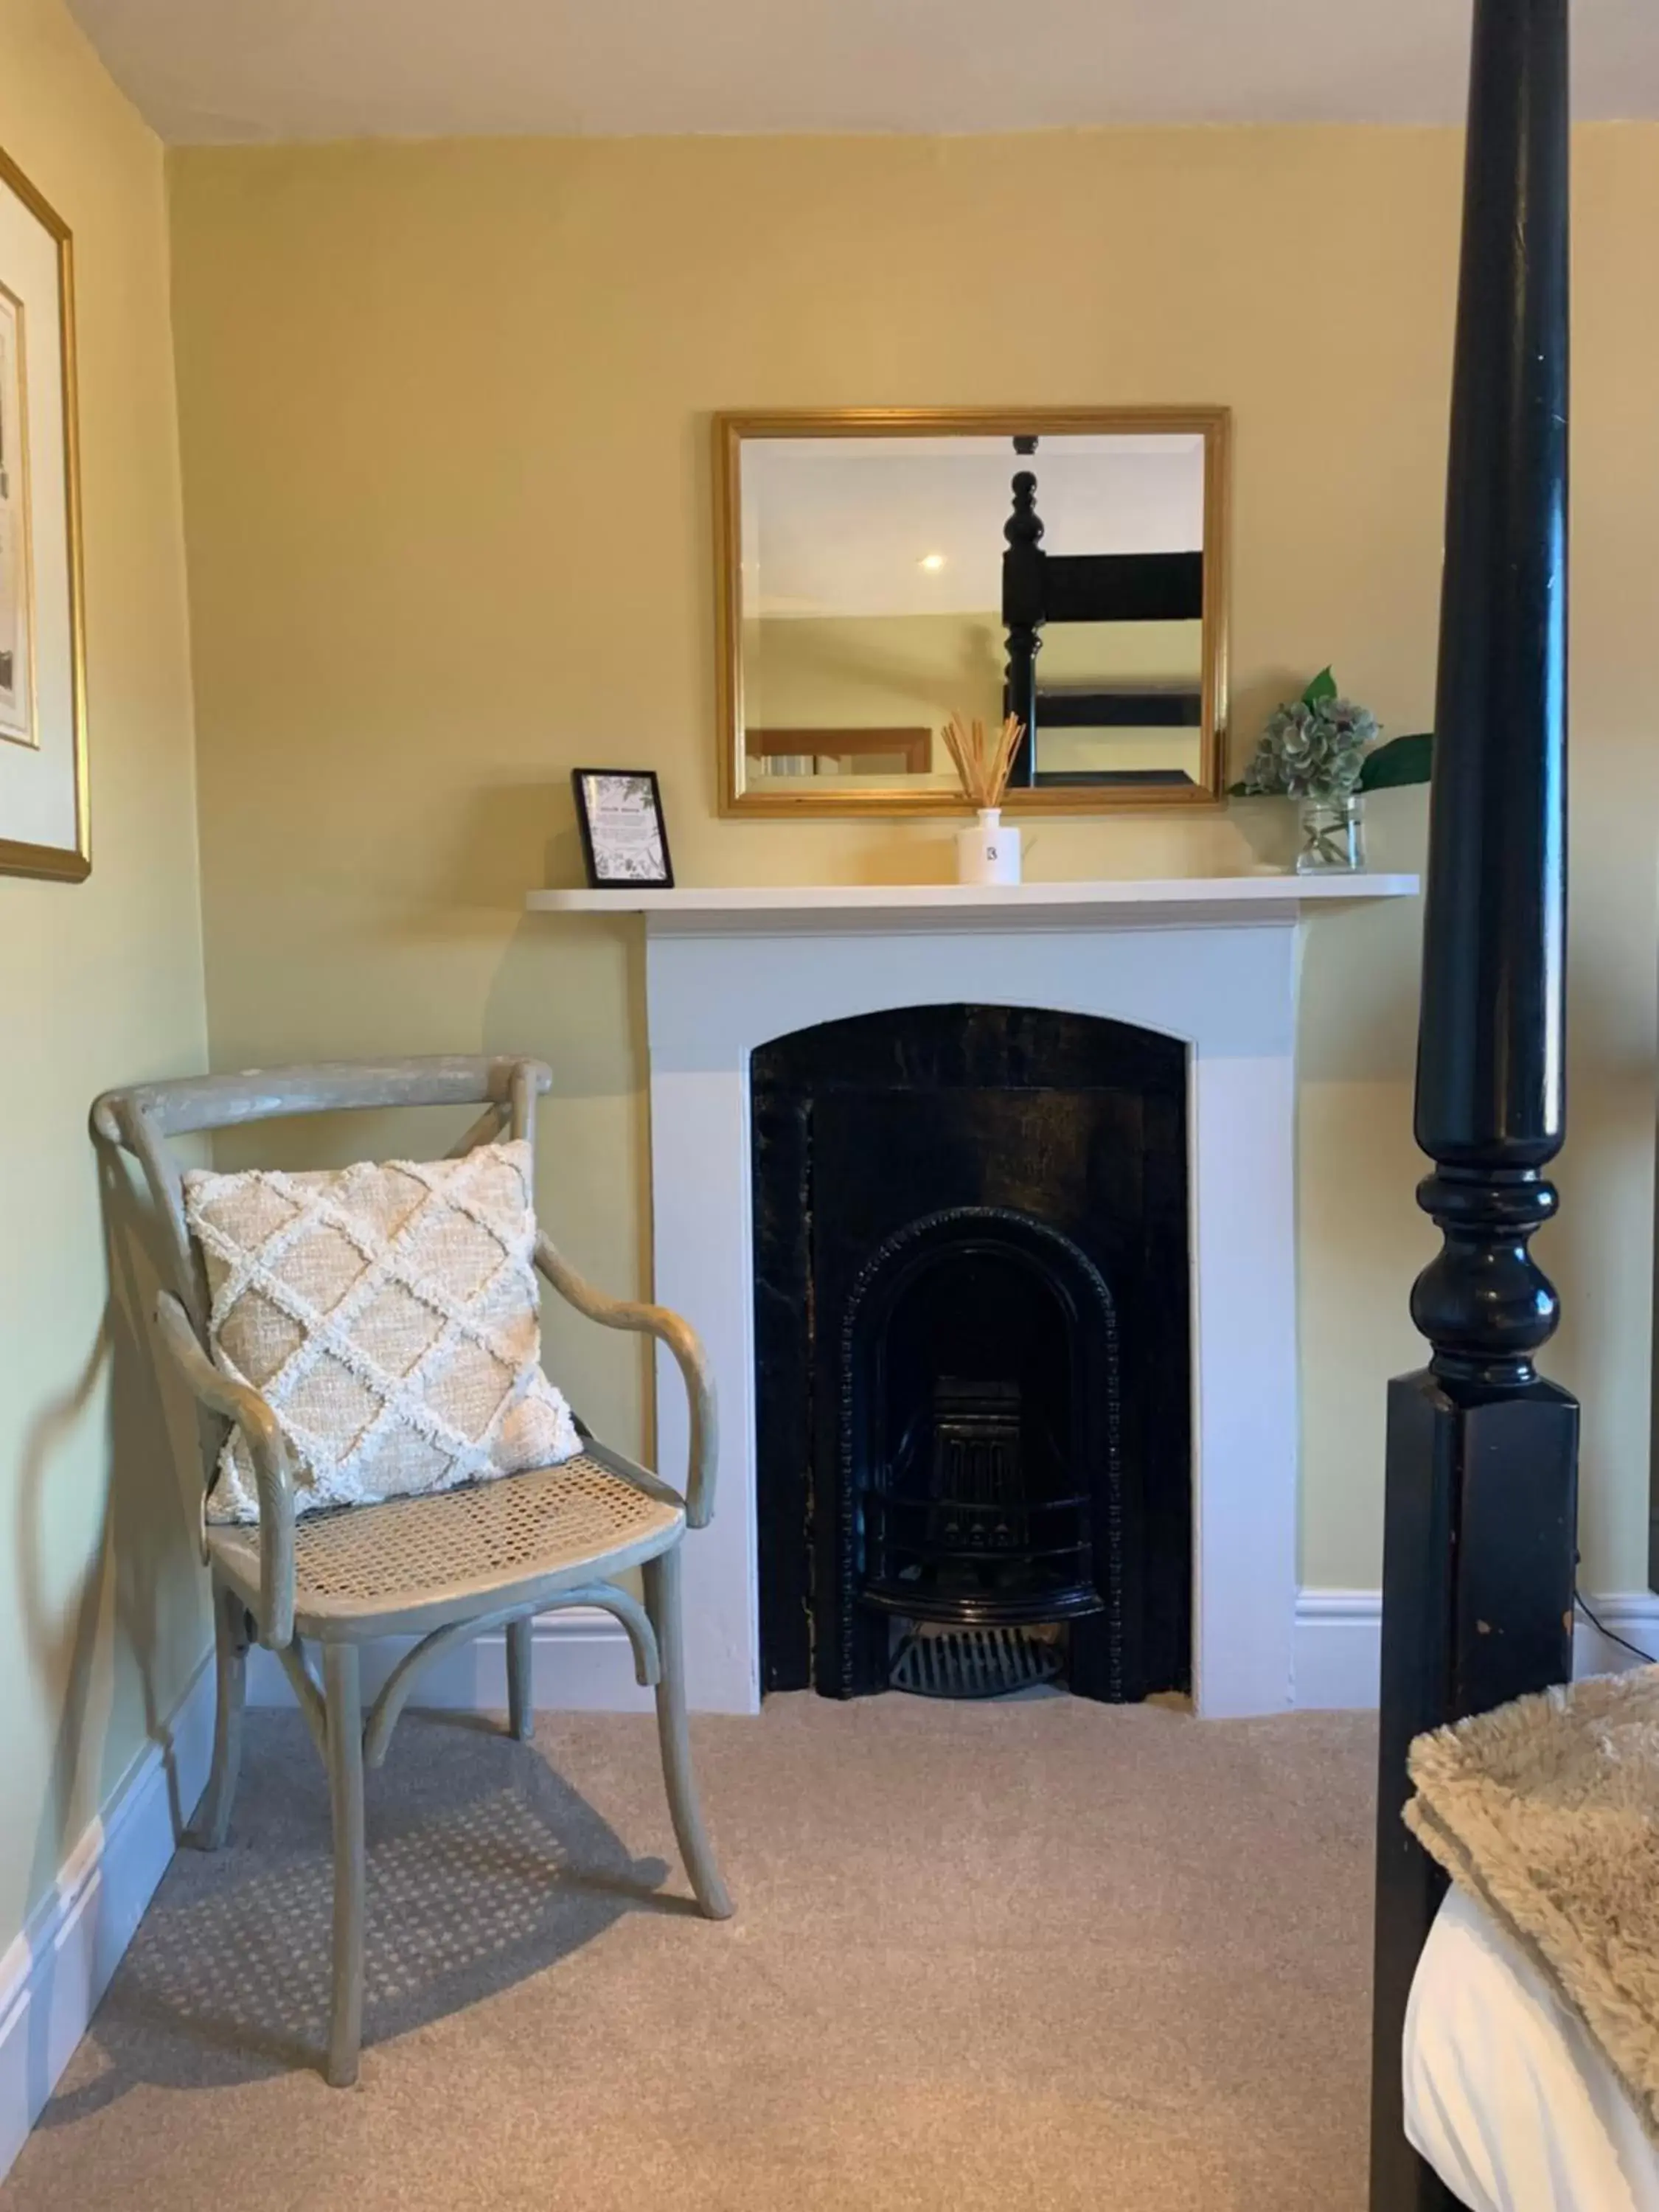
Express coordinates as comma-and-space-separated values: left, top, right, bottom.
67, 0, 1659, 145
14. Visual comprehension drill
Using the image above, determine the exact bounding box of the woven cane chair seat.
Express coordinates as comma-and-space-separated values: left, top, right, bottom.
208, 1452, 684, 1633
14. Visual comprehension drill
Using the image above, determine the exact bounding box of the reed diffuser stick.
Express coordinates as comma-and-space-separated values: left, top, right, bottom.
941, 713, 1026, 811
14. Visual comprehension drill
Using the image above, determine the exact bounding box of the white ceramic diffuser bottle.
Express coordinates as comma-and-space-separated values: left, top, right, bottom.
957, 807, 1022, 885
942, 713, 1025, 886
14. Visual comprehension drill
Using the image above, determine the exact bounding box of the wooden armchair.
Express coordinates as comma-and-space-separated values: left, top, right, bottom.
92, 1054, 731, 2087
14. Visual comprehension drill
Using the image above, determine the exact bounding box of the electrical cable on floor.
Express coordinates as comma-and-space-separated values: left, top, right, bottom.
1574, 1584, 1658, 1666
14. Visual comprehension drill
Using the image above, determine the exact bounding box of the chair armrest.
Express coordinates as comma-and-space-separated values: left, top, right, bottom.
533, 1231, 718, 1528
155, 1290, 297, 1648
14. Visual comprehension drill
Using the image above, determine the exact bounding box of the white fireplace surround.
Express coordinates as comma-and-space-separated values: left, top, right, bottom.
525, 874, 1416, 1718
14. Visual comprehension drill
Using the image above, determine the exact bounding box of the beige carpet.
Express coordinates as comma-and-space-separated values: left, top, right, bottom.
5, 1694, 1377, 2211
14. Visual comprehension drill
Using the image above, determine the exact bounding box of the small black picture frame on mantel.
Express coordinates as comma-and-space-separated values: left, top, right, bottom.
571, 769, 675, 890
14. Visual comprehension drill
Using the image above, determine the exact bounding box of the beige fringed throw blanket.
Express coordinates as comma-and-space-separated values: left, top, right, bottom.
1408, 1666, 1659, 2140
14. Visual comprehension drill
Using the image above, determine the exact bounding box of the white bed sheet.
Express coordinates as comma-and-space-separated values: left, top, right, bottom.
1404, 1883, 1659, 2212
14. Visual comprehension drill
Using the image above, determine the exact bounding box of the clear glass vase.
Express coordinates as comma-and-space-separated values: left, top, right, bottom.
1295, 791, 1366, 874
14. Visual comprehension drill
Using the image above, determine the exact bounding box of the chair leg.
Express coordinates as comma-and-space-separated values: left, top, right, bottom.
190, 1582, 249, 1851
506, 1614, 534, 1742
323, 1641, 366, 2087
642, 1546, 733, 1921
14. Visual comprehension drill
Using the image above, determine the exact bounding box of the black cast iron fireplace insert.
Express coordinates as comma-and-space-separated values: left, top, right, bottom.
752, 1004, 1190, 1703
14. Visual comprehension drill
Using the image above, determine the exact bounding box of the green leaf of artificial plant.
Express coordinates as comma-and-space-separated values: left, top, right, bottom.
1301, 666, 1338, 709
1357, 731, 1434, 791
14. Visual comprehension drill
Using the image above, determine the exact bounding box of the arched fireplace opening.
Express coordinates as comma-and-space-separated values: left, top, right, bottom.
752, 1004, 1189, 1703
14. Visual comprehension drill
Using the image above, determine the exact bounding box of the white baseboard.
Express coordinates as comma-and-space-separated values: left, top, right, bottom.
253, 1595, 1659, 1719
245, 1607, 653, 1716
1565, 1592, 1659, 1677
1293, 1588, 1659, 1710
0, 1651, 217, 2185
1292, 1591, 1386, 1709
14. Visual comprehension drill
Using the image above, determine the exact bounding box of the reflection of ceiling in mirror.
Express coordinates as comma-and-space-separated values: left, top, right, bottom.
744, 434, 1205, 619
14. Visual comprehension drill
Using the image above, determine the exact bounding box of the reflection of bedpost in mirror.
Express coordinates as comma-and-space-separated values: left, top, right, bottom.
1002, 439, 1043, 788
714, 408, 1228, 818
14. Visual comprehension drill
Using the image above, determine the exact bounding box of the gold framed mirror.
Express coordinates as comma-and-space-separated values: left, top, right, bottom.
714, 407, 1229, 818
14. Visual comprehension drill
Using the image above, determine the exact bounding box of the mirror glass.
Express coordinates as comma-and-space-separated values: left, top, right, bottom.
717, 412, 1227, 815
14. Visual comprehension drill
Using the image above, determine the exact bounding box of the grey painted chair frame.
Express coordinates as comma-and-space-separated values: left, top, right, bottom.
91, 1055, 732, 2087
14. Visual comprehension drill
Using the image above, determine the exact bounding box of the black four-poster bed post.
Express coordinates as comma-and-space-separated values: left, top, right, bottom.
1368, 2, 1577, 2208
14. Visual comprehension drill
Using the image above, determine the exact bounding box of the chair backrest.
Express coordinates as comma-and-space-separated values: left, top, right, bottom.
91, 1055, 553, 1340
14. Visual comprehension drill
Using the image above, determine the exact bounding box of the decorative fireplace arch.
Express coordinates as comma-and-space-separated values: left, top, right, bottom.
836, 1203, 1124, 1698
752, 1001, 1189, 1704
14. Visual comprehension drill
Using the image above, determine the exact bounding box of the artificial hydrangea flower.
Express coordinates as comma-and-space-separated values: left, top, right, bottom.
1243, 694, 1381, 801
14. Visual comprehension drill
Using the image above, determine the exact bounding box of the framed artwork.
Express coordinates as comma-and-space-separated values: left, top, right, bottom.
0, 144, 86, 881
571, 769, 675, 889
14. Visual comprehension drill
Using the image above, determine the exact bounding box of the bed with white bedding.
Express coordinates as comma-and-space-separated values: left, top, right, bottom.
1405, 1885, 1659, 2212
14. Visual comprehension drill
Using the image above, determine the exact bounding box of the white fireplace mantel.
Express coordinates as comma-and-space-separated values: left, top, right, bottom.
526, 872, 1417, 1718
526, 872, 1417, 933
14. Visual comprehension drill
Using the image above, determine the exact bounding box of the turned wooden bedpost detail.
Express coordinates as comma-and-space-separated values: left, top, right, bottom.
1369, 4, 1578, 2208
1002, 437, 1043, 787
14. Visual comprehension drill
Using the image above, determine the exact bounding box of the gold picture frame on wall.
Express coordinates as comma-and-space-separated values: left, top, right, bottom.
714, 407, 1229, 818
0, 142, 88, 881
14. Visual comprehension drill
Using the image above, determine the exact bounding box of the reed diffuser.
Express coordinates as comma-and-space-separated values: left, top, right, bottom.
941, 713, 1026, 885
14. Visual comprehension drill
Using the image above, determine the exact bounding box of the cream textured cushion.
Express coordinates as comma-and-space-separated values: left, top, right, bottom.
185, 1139, 580, 1523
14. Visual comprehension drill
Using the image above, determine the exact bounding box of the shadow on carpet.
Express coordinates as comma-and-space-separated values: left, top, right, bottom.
37, 1712, 678, 2112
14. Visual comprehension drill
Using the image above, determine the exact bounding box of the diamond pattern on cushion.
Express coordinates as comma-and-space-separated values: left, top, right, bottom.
283, 1222, 372, 1314
219, 1288, 306, 1390
437, 1336, 517, 1441
184, 1140, 580, 1523
399, 1208, 504, 1304
283, 1354, 383, 1455
351, 1279, 444, 1378
344, 1161, 428, 1245
196, 1176, 301, 1250
354, 1427, 453, 1501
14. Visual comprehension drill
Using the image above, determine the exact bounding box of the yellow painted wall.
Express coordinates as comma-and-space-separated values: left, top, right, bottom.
0, 0, 206, 1950
167, 125, 1659, 1597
